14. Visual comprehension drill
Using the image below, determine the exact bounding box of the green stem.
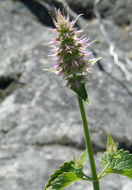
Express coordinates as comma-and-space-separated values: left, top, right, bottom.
77, 95, 100, 190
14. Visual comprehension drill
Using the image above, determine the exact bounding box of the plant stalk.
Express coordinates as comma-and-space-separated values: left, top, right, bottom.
77, 95, 100, 190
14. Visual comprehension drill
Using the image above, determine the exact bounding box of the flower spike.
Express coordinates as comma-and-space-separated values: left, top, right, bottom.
44, 10, 101, 102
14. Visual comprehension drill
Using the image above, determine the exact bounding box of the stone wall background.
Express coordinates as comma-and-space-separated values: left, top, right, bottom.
0, 0, 132, 189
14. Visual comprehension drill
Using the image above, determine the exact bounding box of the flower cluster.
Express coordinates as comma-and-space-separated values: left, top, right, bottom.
48, 9, 93, 89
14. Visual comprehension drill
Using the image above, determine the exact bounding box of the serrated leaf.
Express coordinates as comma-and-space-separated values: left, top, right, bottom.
45, 161, 75, 189
101, 149, 132, 179
106, 168, 132, 179
44, 153, 88, 190
46, 172, 82, 190
71, 83, 90, 104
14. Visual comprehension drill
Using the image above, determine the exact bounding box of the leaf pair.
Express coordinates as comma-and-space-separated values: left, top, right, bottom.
44, 135, 132, 190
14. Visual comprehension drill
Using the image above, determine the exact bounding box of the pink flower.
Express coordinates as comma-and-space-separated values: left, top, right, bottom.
46, 9, 101, 89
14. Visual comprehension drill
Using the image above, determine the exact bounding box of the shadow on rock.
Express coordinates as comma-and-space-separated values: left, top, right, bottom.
19, 0, 54, 27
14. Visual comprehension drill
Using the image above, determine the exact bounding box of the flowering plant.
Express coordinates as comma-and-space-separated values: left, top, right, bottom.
44, 10, 132, 190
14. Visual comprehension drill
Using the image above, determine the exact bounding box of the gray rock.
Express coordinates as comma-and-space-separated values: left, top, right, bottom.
97, 0, 132, 26
65, 0, 94, 19
66, 0, 132, 27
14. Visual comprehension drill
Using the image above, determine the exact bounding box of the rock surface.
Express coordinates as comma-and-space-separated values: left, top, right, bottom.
0, 0, 132, 189
66, 0, 132, 26
97, 0, 132, 26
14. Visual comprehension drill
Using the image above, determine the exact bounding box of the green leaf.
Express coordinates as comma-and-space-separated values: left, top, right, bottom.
46, 172, 82, 190
106, 168, 132, 179
45, 150, 88, 190
100, 135, 132, 179
71, 83, 90, 104
45, 161, 75, 189
101, 149, 132, 179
